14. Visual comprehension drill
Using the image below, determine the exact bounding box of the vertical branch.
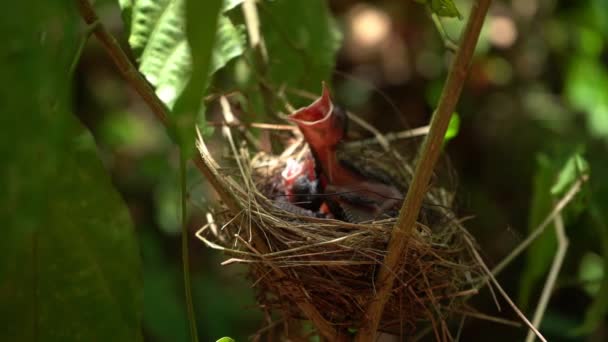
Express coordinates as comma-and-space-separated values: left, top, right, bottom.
180, 154, 199, 342
242, 0, 275, 119
525, 212, 568, 342
355, 1, 492, 340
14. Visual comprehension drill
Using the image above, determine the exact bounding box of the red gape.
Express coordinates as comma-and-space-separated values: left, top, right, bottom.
287, 84, 402, 222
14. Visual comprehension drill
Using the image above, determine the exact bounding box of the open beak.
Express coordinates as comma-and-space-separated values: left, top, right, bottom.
287, 82, 346, 150
287, 83, 333, 127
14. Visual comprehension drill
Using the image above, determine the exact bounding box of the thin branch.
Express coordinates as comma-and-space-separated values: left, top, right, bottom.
525, 212, 568, 342
75, 0, 341, 339
491, 175, 587, 277
180, 154, 199, 342
355, 1, 492, 340
242, 0, 275, 119
465, 235, 547, 342
69, 20, 100, 76
431, 13, 458, 53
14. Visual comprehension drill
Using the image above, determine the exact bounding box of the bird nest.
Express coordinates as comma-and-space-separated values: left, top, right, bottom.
195, 115, 483, 339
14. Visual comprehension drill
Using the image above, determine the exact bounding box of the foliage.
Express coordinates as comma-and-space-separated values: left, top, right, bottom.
0, 1, 141, 341
120, 0, 245, 109
415, 0, 461, 18
4, 0, 608, 340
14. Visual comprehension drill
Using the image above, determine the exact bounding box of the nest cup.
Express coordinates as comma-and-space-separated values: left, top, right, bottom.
196, 121, 482, 338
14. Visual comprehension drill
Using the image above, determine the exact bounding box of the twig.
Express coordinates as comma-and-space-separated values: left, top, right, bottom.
242, 0, 275, 119
465, 235, 547, 342
345, 125, 430, 148
525, 212, 568, 342
491, 175, 587, 277
69, 20, 100, 76
75, 0, 341, 340
180, 154, 199, 341
354, 1, 492, 340
431, 13, 458, 53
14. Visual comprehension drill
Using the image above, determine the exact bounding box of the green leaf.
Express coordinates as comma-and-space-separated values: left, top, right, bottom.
258, 0, 342, 108
222, 0, 243, 12
120, 0, 246, 109
216, 337, 236, 342
171, 0, 223, 156
430, 0, 461, 19
416, 0, 461, 18
565, 57, 608, 139
551, 153, 589, 196
579, 252, 604, 297
141, 232, 188, 341
0, 1, 142, 340
444, 112, 460, 142
518, 155, 558, 309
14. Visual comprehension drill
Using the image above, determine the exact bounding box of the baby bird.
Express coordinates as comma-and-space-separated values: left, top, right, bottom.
287, 84, 405, 222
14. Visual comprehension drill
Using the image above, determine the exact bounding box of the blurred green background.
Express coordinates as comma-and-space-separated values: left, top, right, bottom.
3, 0, 608, 340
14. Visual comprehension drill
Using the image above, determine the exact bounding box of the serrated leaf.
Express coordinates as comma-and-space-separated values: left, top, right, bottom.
0, 2, 142, 340
120, 0, 246, 108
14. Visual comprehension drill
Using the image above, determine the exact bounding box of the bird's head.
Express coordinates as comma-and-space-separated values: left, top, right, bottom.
287, 83, 346, 149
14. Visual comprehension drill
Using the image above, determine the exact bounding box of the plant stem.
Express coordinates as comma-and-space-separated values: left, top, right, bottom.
75, 0, 340, 339
525, 212, 567, 342
180, 154, 199, 342
355, 1, 492, 340
242, 0, 275, 120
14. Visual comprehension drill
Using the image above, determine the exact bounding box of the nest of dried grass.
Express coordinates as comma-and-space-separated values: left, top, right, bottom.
195, 116, 483, 338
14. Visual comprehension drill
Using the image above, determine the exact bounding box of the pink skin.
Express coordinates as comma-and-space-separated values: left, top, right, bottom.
287, 84, 402, 218
281, 157, 315, 200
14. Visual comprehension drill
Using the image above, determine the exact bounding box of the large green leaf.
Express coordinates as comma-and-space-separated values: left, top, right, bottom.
0, 1, 142, 341
257, 0, 342, 107
119, 0, 246, 109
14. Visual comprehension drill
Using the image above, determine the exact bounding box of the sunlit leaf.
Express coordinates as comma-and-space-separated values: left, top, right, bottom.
565, 57, 608, 139
216, 337, 236, 342
0, 1, 142, 340
222, 0, 243, 12
444, 113, 460, 142
119, 0, 246, 109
